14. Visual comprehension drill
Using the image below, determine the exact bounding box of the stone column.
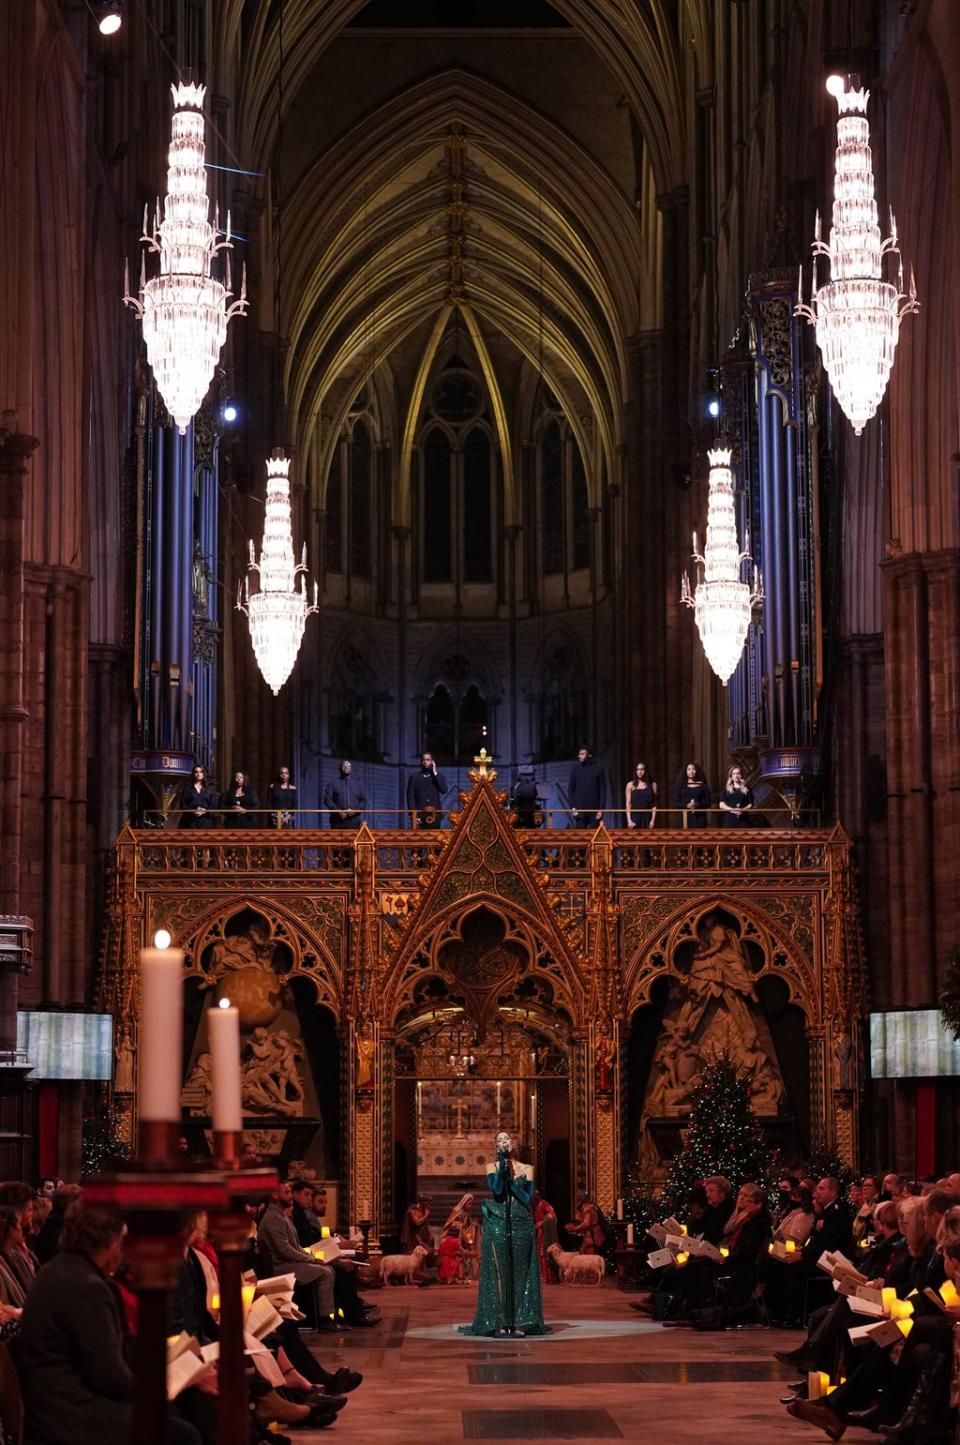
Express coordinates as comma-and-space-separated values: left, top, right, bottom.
0, 434, 38, 918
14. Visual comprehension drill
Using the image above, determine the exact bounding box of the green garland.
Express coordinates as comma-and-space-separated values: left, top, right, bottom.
939, 945, 960, 1042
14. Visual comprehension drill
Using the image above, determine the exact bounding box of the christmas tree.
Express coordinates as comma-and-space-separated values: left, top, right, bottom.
664, 1053, 773, 1213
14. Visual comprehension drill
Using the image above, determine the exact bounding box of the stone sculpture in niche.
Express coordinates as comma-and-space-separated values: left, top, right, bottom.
641, 912, 786, 1124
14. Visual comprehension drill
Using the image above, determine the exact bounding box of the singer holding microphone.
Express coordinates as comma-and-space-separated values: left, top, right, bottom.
460, 1130, 547, 1337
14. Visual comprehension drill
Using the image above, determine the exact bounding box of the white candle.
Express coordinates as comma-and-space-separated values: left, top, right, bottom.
626, 1222, 635, 1246
208, 1000, 242, 1132
496, 1081, 501, 1122
616, 1197, 624, 1220
139, 933, 184, 1122
417, 1081, 422, 1119
358, 1199, 371, 1219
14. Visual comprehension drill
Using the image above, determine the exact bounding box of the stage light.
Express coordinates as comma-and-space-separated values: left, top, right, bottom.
706, 397, 721, 418
825, 72, 846, 97
98, 3, 122, 34
222, 401, 239, 424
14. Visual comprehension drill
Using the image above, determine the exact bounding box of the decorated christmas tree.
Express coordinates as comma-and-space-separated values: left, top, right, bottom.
664, 1053, 773, 1213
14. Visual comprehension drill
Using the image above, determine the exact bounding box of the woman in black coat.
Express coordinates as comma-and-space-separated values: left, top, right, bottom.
18, 1203, 201, 1445
179, 765, 218, 829
221, 769, 260, 828
673, 762, 711, 829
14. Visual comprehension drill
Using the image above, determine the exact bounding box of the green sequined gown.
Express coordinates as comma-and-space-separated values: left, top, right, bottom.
460, 1165, 547, 1336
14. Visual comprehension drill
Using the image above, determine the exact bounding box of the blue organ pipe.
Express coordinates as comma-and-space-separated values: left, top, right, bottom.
785, 419, 800, 738
151, 420, 165, 747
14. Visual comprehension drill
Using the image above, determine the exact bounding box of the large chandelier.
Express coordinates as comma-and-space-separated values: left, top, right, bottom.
237, 451, 318, 695
681, 447, 763, 686
124, 82, 247, 434
796, 77, 918, 435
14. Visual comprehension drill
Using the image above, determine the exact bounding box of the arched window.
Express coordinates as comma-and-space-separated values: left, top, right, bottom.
323, 399, 378, 583
350, 420, 371, 577
328, 644, 380, 761
423, 430, 453, 583
534, 640, 589, 763
458, 683, 488, 758
416, 362, 498, 590
423, 683, 455, 760
463, 428, 492, 583
325, 446, 343, 572
536, 397, 593, 579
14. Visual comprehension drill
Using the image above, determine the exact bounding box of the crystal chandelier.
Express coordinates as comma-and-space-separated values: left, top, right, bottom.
237, 452, 318, 695
681, 447, 763, 686
124, 82, 247, 434
796, 77, 918, 436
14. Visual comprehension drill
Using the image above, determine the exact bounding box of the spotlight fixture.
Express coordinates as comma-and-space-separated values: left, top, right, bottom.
824, 72, 846, 97
98, 2, 122, 34
222, 401, 239, 424
706, 397, 721, 419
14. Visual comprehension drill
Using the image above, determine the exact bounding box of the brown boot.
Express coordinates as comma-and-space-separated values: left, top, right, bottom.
786, 1398, 845, 1441
254, 1390, 311, 1428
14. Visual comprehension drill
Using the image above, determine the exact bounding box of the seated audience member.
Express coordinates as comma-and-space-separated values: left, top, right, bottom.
765, 1176, 852, 1325
774, 1200, 905, 1379
784, 1197, 960, 1441
0, 1206, 29, 1343
851, 1175, 880, 1239
880, 1172, 906, 1201
700, 1175, 737, 1242
659, 1183, 772, 1324
0, 1182, 37, 1297
774, 1182, 815, 1245
33, 1183, 83, 1265
290, 1179, 320, 1246
18, 1202, 201, 1445
171, 1212, 344, 1434
257, 1181, 338, 1330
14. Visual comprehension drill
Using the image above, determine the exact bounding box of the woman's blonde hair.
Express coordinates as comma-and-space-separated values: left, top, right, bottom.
724, 766, 748, 792
897, 1194, 928, 1255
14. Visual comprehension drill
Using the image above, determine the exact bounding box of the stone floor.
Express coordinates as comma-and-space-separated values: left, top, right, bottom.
298, 1282, 881, 1442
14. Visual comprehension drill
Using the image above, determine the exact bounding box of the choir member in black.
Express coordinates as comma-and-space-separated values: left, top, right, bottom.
672, 761, 711, 828
718, 764, 754, 827
568, 746, 606, 827
221, 769, 260, 827
179, 764, 218, 828
511, 766, 541, 828
325, 759, 366, 829
407, 752, 448, 828
267, 765, 298, 828
624, 761, 657, 829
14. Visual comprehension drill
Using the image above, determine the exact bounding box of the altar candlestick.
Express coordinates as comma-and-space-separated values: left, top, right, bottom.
417, 1081, 422, 1120
626, 1223, 635, 1246
139, 932, 184, 1125
496, 1080, 501, 1124
208, 1000, 242, 1133
616, 1198, 624, 1220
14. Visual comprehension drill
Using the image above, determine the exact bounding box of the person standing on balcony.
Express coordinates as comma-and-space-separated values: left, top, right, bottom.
178, 764, 218, 828
672, 761, 711, 828
407, 752, 448, 828
624, 761, 658, 829
325, 759, 366, 829
568, 746, 606, 828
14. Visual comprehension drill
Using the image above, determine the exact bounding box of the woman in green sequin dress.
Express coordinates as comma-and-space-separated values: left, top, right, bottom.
460, 1131, 547, 1337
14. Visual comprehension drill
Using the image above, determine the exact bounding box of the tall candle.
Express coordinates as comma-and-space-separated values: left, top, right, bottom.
626, 1222, 635, 1246
139, 933, 184, 1122
616, 1198, 624, 1220
208, 1000, 242, 1132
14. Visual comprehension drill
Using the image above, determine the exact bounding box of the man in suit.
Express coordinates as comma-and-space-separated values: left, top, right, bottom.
407, 752, 448, 828
568, 746, 606, 827
325, 758, 366, 829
